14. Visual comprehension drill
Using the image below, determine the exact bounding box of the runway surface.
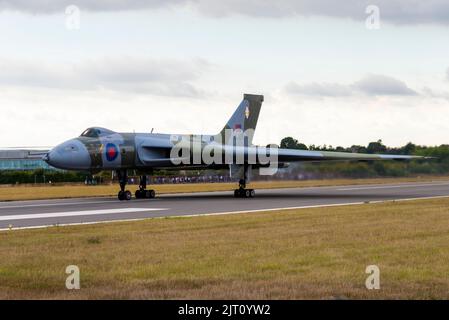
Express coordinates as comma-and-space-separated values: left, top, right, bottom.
1, 181, 449, 230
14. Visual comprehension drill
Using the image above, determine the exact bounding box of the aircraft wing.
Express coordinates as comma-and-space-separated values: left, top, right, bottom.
210, 145, 425, 163
274, 148, 425, 162
135, 137, 426, 168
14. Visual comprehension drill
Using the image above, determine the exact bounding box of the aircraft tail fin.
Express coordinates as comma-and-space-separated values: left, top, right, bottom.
217, 93, 263, 145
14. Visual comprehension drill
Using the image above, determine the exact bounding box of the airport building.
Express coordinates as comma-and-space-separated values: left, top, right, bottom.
0, 149, 54, 171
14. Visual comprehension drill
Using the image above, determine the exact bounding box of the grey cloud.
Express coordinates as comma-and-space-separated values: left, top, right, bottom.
422, 86, 449, 100
284, 81, 352, 97
353, 74, 417, 96
0, 0, 181, 14
447, 67, 449, 81
1, 0, 449, 25
0, 57, 207, 97
286, 74, 418, 97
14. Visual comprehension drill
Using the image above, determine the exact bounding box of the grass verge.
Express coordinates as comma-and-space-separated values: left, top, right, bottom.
1, 197, 449, 299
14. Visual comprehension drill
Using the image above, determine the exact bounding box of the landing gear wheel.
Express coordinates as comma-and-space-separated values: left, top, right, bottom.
146, 189, 156, 198
136, 189, 156, 199
134, 175, 156, 199
118, 190, 131, 200
234, 165, 255, 198
234, 188, 255, 198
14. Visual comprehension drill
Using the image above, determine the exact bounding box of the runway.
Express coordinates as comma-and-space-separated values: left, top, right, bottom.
1, 181, 449, 230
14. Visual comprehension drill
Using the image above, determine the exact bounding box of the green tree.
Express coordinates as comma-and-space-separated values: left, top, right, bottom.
367, 139, 387, 154
402, 142, 417, 155
280, 137, 308, 150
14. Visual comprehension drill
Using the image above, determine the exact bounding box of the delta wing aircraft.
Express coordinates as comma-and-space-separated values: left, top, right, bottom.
44, 94, 424, 200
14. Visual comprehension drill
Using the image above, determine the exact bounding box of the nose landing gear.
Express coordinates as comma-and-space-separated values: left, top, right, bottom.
116, 171, 156, 200
117, 170, 132, 201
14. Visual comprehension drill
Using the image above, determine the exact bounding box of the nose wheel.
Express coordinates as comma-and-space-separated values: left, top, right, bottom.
118, 190, 132, 201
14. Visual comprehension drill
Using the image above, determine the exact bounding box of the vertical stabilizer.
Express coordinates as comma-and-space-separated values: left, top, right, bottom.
217, 93, 263, 146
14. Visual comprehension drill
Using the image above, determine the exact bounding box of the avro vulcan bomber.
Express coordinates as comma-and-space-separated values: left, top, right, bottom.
45, 94, 423, 200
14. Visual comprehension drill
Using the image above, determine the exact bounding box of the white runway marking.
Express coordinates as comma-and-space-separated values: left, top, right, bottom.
337, 182, 449, 191
0, 200, 117, 210
0, 208, 167, 221
0, 199, 160, 209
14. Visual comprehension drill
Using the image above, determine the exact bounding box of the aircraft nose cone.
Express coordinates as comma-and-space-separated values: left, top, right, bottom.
46, 139, 91, 170
45, 149, 64, 168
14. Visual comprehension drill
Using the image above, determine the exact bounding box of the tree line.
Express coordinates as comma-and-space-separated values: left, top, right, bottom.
280, 137, 449, 178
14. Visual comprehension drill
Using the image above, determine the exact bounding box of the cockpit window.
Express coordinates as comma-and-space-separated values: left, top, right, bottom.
80, 127, 114, 138
81, 128, 100, 138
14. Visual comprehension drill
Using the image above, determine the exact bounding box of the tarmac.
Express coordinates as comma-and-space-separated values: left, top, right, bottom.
1, 181, 449, 230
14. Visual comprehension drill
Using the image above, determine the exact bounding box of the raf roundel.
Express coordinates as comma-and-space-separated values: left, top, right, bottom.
105, 143, 119, 162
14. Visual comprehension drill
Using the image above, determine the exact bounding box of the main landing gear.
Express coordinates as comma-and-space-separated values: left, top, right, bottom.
233, 164, 255, 198
135, 175, 156, 199
234, 179, 255, 198
234, 179, 256, 198
116, 170, 156, 201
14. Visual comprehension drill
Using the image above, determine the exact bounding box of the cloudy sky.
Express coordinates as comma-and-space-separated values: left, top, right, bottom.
0, 0, 448, 148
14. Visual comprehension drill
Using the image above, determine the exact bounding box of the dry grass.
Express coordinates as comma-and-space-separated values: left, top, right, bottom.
1, 176, 449, 201
1, 197, 449, 299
